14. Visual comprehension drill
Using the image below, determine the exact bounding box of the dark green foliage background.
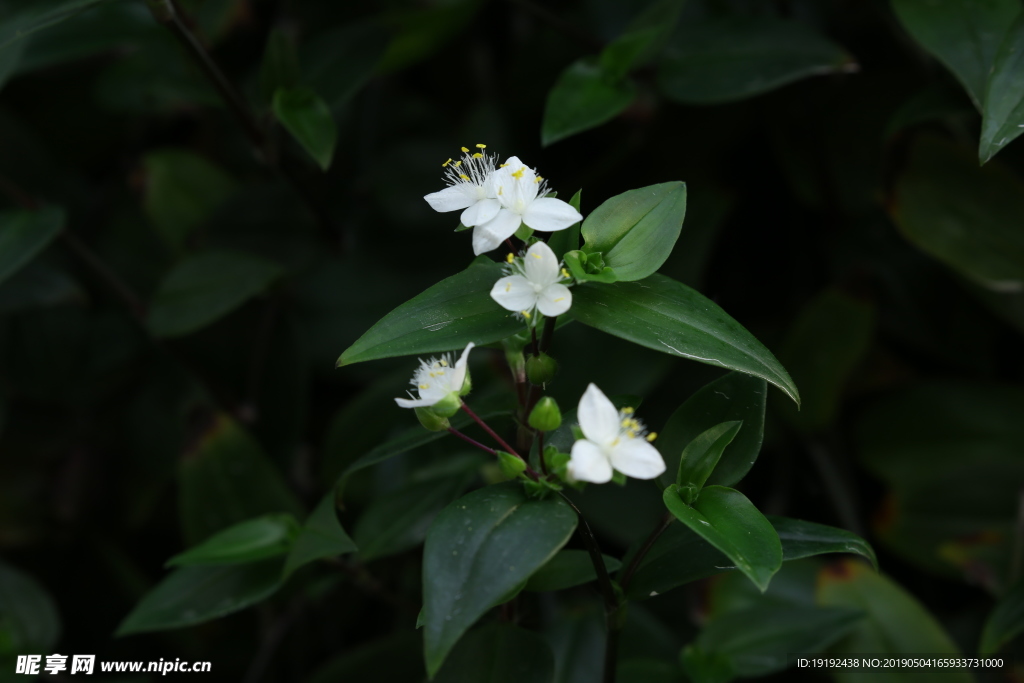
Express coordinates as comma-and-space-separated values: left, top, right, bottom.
1, 0, 1022, 680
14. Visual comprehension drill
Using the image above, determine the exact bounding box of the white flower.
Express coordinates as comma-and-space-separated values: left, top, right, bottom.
470, 156, 583, 255
394, 342, 475, 409
490, 241, 573, 321
423, 145, 501, 228
567, 384, 665, 484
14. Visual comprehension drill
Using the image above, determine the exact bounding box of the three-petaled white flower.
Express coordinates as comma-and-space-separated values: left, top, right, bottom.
423, 145, 499, 228
567, 384, 665, 484
470, 156, 583, 255
394, 342, 475, 410
490, 241, 573, 321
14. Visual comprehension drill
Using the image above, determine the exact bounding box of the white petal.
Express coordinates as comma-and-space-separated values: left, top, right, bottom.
472, 209, 522, 255
460, 198, 501, 227
424, 184, 478, 212
537, 283, 572, 317
395, 396, 435, 408
451, 342, 475, 392
522, 197, 583, 232
503, 156, 524, 169
577, 384, 620, 444
608, 438, 666, 480
490, 275, 538, 312
523, 241, 561, 286
568, 439, 613, 483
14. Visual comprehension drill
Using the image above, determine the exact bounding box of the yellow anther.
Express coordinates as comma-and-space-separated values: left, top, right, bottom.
612, 437, 620, 446
511, 167, 526, 179
554, 297, 564, 302
522, 310, 531, 319
460, 174, 470, 181
646, 432, 658, 442
461, 146, 469, 153
505, 283, 511, 292
429, 372, 436, 378
561, 268, 570, 278
499, 163, 508, 168
532, 253, 542, 259
506, 253, 514, 263
534, 176, 543, 183
442, 158, 452, 167
440, 359, 448, 367
627, 430, 636, 438
621, 419, 631, 428
476, 143, 487, 148
472, 153, 483, 158
622, 407, 634, 414
419, 383, 429, 389
454, 160, 462, 167
497, 186, 503, 196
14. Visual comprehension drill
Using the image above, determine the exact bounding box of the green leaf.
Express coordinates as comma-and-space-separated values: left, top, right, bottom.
891, 136, 1024, 293
663, 485, 782, 592
524, 549, 622, 592
0, 560, 60, 668
422, 482, 577, 676
980, 13, 1024, 162
0, 0, 111, 51
337, 257, 522, 366
768, 517, 878, 570
142, 149, 235, 250
147, 250, 283, 338
353, 465, 476, 562
777, 289, 874, 432
658, 18, 850, 105
681, 606, 863, 682
115, 560, 283, 636
541, 58, 636, 147
283, 493, 357, 577
569, 274, 799, 405
892, 0, 1019, 109
259, 28, 300, 103
306, 633, 424, 683
178, 415, 304, 546
273, 86, 337, 171
858, 381, 1024, 585
817, 560, 973, 683
580, 182, 686, 282
546, 189, 582, 258
980, 577, 1024, 654
0, 206, 63, 286
656, 372, 767, 490
434, 622, 556, 683
598, 0, 684, 80
167, 514, 299, 567
675, 421, 743, 501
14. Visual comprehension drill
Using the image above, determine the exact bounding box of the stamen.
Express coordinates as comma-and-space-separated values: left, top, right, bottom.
476, 143, 487, 148
419, 383, 429, 389
622, 407, 634, 414
554, 297, 564, 302
646, 432, 658, 442
442, 158, 452, 167
561, 268, 570, 278
511, 167, 526, 179
506, 253, 514, 263
461, 146, 469, 153
440, 359, 448, 367
532, 253, 542, 259
522, 310, 531, 319
505, 283, 511, 292
460, 174, 470, 180
472, 153, 483, 158
454, 160, 462, 167
499, 163, 508, 168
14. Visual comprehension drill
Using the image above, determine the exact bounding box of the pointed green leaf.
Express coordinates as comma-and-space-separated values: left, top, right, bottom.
0, 0, 112, 51
581, 182, 686, 282
541, 58, 636, 146
115, 560, 283, 636
167, 514, 300, 567
524, 550, 621, 592
569, 274, 799, 405
0, 206, 63, 286
817, 560, 973, 683
658, 18, 850, 105
337, 258, 521, 366
980, 577, 1024, 654
148, 250, 283, 338
283, 493, 357, 577
980, 13, 1024, 162
273, 86, 337, 171
0, 560, 60, 661
656, 372, 767, 489
422, 483, 577, 676
768, 516, 877, 570
892, 0, 1019, 109
675, 421, 742, 499
663, 485, 782, 592
434, 623, 556, 683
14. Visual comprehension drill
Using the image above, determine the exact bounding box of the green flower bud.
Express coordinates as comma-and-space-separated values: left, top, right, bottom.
496, 450, 527, 479
459, 369, 473, 396
528, 396, 562, 432
543, 444, 570, 475
526, 352, 558, 385
431, 392, 462, 418
414, 407, 450, 432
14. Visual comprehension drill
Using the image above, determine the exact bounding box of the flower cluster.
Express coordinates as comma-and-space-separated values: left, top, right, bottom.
424, 146, 583, 256
490, 241, 573, 322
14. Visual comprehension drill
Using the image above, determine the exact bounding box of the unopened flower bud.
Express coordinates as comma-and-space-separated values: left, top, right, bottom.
496, 450, 527, 479
528, 397, 562, 432
526, 352, 558, 385
430, 392, 463, 418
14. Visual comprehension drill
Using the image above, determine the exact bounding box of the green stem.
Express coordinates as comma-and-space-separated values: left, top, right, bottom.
619, 512, 674, 594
